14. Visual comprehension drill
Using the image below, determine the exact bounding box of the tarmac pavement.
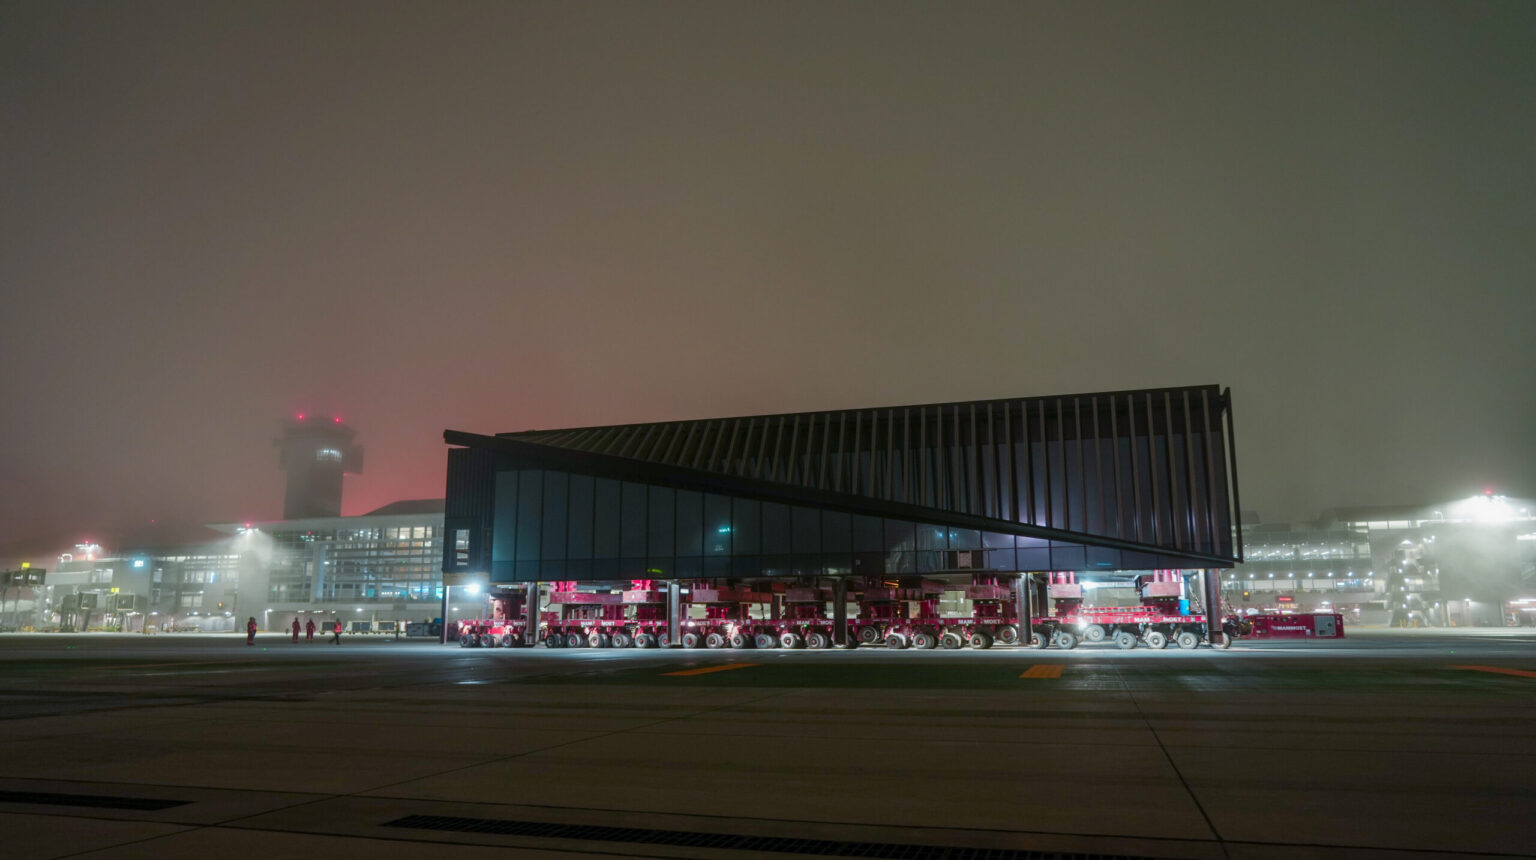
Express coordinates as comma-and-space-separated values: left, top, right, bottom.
1, 628, 1533, 859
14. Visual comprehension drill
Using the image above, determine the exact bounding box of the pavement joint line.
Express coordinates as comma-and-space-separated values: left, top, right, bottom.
1451, 665, 1536, 679
1020, 664, 1064, 679
1108, 661, 1231, 860
661, 663, 760, 677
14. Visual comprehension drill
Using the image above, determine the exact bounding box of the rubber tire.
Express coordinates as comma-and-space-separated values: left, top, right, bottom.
806, 630, 831, 649
501, 633, 520, 648
565, 632, 584, 648
754, 632, 778, 649
968, 630, 994, 650
780, 632, 804, 649
705, 632, 726, 649
1145, 630, 1169, 650
1028, 631, 1049, 649
543, 633, 561, 648
611, 631, 632, 648
995, 624, 1020, 646
886, 632, 908, 650
681, 631, 703, 649
730, 632, 753, 649
940, 632, 964, 649
588, 632, 609, 648
635, 632, 656, 649
858, 626, 882, 645
458, 634, 475, 648
912, 630, 937, 650
656, 633, 670, 647
1176, 631, 1200, 650
1114, 630, 1138, 650
1083, 624, 1107, 643
479, 634, 496, 648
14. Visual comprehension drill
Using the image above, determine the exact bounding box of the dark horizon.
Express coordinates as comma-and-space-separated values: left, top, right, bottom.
4, 1, 1534, 550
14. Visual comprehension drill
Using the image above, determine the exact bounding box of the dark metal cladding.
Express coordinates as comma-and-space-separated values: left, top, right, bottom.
442, 385, 1240, 582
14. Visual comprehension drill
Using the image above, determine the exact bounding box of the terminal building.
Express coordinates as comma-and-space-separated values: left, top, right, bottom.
441, 385, 1244, 644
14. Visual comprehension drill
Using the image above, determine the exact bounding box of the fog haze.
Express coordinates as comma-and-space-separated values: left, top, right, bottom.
3, 1, 1533, 547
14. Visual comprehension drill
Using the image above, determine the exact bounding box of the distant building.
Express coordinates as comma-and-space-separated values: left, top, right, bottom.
1228, 494, 1536, 626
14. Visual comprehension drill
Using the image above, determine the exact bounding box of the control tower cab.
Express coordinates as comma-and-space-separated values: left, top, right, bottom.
276, 414, 363, 519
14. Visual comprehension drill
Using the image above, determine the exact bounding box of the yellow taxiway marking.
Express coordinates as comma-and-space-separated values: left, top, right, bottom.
662, 663, 760, 677
1019, 664, 1064, 679
1452, 665, 1536, 679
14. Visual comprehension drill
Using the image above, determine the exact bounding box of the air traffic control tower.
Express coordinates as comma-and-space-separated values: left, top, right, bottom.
276, 414, 364, 519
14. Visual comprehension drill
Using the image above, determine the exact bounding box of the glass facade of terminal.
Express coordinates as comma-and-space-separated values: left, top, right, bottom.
488, 467, 1184, 583
266, 523, 442, 604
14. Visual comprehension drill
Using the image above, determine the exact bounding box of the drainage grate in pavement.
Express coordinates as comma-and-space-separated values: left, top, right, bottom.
0, 790, 190, 811
384, 814, 1157, 859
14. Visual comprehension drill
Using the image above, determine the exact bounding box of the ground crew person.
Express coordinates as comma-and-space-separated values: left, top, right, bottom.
246, 617, 257, 646
305, 618, 316, 642
331, 619, 343, 645
291, 618, 301, 643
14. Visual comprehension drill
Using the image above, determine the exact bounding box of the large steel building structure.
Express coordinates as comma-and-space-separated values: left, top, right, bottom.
441, 384, 1242, 646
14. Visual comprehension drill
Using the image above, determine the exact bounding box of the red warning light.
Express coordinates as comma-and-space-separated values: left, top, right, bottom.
333, 416, 342, 423
297, 413, 306, 420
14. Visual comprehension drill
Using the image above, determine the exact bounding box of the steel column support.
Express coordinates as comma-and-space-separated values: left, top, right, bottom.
1203, 568, 1223, 646
1016, 572, 1032, 645
667, 580, 681, 647
833, 578, 848, 647
526, 580, 540, 646
440, 584, 450, 644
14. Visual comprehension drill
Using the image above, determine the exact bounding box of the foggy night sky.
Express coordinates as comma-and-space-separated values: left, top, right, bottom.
2, 1, 1534, 550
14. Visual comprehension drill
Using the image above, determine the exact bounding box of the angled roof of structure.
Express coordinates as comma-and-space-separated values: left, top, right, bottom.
446, 384, 1242, 570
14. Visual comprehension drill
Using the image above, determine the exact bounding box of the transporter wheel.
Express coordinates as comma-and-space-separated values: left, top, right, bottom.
1053, 630, 1078, 650
500, 633, 519, 648
681, 631, 703, 649
968, 630, 994, 650
730, 632, 753, 649
1144, 630, 1169, 650
806, 630, 831, 649
857, 626, 882, 645
705, 632, 727, 649
611, 631, 632, 648
543, 633, 561, 648
1028, 631, 1049, 649
940, 631, 964, 650
634, 632, 655, 649
656, 633, 670, 647
912, 630, 937, 650
1114, 630, 1138, 650
754, 632, 778, 649
1083, 624, 1107, 643
780, 632, 805, 649
1175, 631, 1200, 650
458, 633, 475, 648
565, 632, 584, 648
995, 624, 1020, 646
886, 632, 909, 650
481, 634, 498, 648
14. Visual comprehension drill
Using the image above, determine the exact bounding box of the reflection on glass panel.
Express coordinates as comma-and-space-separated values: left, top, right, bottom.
762, 502, 791, 553
884, 520, 916, 552
732, 498, 760, 554
821, 511, 851, 552
887, 550, 915, 574
567, 474, 594, 560
982, 531, 1015, 549
620, 482, 647, 558
515, 470, 542, 562
648, 485, 674, 557
675, 490, 702, 557
824, 553, 853, 576
1018, 547, 1049, 570
1050, 545, 1086, 571
491, 471, 518, 563
762, 554, 792, 577
792, 507, 820, 554
852, 515, 882, 552
705, 494, 731, 556
594, 478, 621, 559
917, 524, 947, 551
541, 471, 568, 561
950, 528, 981, 550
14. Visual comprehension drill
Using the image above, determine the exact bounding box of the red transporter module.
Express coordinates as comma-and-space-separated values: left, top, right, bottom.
1031, 571, 1218, 650
849, 575, 1023, 649
457, 587, 532, 648
1228, 612, 1345, 641
540, 581, 625, 648
681, 582, 773, 649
